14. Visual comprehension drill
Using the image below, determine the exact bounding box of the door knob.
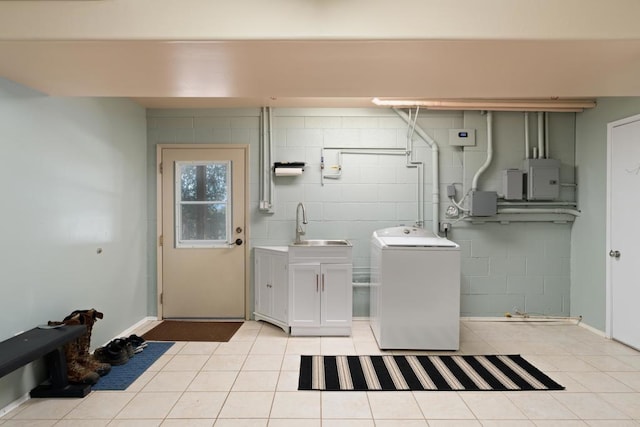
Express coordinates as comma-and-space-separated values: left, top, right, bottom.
609, 250, 621, 259
234, 238, 243, 246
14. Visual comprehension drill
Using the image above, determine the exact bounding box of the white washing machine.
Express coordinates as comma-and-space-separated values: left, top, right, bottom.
370, 226, 461, 350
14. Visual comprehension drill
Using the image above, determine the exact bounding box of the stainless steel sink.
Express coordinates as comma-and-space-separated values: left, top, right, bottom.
290, 239, 352, 247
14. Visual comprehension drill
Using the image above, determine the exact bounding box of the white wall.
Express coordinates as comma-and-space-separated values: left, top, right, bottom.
147, 107, 577, 318
572, 97, 640, 331
0, 78, 148, 408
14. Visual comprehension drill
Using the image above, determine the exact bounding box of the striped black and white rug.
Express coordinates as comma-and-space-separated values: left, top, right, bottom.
299, 354, 564, 391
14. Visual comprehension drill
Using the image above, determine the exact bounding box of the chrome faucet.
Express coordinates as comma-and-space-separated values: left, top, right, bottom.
295, 202, 308, 244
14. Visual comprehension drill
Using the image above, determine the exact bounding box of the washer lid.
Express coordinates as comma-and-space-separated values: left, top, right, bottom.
378, 236, 458, 247
373, 226, 436, 238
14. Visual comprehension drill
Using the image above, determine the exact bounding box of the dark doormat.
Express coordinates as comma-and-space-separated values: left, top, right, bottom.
141, 320, 243, 342
299, 354, 564, 391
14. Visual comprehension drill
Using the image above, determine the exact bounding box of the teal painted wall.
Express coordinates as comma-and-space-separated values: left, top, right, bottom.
0, 78, 148, 409
572, 98, 640, 331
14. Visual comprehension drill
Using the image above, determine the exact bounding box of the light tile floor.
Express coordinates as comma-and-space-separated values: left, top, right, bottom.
2, 319, 640, 426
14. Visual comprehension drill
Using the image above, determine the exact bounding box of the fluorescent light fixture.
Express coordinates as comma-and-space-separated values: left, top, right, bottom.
371, 98, 596, 112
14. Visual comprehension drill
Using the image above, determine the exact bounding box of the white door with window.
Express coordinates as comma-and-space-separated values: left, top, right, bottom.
607, 114, 640, 350
159, 146, 248, 319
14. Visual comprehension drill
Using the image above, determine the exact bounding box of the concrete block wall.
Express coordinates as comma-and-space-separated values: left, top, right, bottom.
147, 107, 576, 317
454, 222, 571, 316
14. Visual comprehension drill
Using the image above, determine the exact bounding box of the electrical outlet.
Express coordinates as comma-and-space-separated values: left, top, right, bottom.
440, 222, 451, 233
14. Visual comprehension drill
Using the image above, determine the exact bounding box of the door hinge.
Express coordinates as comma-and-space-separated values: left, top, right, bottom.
159, 162, 163, 174
159, 235, 163, 246
160, 292, 163, 304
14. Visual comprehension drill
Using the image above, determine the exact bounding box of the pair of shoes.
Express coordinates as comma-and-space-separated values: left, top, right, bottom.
128, 334, 147, 353
112, 338, 135, 358
94, 340, 130, 366
92, 334, 147, 366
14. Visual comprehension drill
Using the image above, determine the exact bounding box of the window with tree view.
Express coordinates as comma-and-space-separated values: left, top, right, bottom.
175, 161, 231, 248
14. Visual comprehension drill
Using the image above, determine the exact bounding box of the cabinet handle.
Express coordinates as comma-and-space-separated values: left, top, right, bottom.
316, 274, 319, 292
322, 274, 325, 292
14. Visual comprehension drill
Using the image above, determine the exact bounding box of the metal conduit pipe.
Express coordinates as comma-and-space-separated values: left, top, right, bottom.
537, 112, 545, 159
405, 157, 425, 228
405, 107, 424, 227
497, 208, 581, 216
321, 147, 406, 181
471, 111, 493, 191
258, 106, 274, 212
259, 107, 265, 202
337, 149, 405, 155
392, 107, 440, 236
544, 112, 550, 159
497, 201, 577, 206
268, 107, 274, 205
524, 112, 530, 159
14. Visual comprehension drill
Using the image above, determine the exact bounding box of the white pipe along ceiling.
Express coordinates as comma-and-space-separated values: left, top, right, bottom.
471, 111, 493, 191
392, 107, 440, 236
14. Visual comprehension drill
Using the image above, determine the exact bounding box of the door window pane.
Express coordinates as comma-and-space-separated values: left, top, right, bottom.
175, 161, 231, 248
180, 164, 228, 202
180, 204, 227, 241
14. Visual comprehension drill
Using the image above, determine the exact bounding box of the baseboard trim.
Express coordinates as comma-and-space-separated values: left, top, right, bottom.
0, 393, 29, 419
577, 320, 606, 337
461, 316, 581, 323
100, 316, 157, 347
353, 316, 583, 323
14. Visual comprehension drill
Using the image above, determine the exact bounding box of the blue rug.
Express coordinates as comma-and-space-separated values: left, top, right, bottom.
92, 342, 175, 391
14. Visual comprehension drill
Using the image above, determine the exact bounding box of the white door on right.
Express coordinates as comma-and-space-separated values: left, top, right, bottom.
608, 114, 640, 350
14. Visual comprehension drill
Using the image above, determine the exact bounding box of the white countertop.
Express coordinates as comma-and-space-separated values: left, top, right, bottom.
254, 246, 288, 252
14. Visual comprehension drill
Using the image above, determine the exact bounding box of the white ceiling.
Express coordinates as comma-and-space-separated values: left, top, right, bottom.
1, 39, 639, 109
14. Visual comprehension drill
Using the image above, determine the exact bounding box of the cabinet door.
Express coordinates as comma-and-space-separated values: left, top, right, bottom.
321, 263, 352, 328
289, 264, 321, 327
270, 253, 288, 322
254, 251, 272, 316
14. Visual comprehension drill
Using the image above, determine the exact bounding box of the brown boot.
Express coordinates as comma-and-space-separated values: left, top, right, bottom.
77, 310, 111, 376
62, 331, 100, 385
62, 310, 111, 377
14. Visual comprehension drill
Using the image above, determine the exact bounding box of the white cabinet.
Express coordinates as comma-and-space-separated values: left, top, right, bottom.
321, 263, 353, 330
289, 262, 352, 336
253, 244, 353, 336
253, 248, 288, 333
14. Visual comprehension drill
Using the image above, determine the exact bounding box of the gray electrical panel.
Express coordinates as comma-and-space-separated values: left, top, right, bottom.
524, 159, 560, 200
503, 169, 524, 200
470, 191, 498, 216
